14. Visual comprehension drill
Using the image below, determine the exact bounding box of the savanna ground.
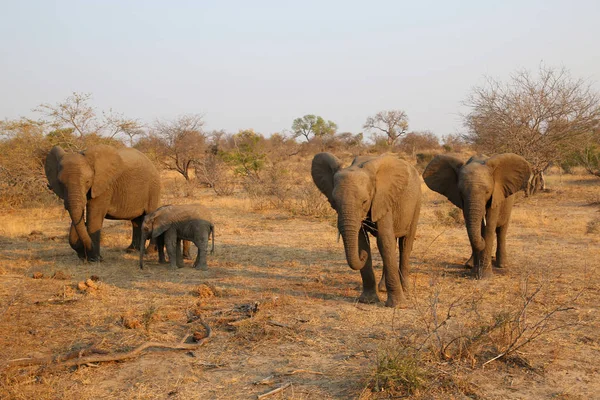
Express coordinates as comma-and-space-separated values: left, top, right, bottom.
1, 162, 599, 399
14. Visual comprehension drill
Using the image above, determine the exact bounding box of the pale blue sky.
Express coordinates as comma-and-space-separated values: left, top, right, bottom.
1, 0, 598, 137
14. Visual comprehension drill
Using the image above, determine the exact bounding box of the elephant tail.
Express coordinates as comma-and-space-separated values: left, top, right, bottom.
210, 224, 215, 255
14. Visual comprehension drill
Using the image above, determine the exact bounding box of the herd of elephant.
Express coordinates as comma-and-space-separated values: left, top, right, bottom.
44, 144, 531, 308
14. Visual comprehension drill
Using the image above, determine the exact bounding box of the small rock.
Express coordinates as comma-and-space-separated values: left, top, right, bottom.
32, 272, 44, 279
85, 279, 98, 289
52, 270, 71, 280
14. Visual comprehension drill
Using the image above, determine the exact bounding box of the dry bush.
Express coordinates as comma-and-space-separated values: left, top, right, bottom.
367, 272, 583, 397
433, 206, 464, 227
414, 152, 436, 172
396, 131, 440, 155
194, 154, 236, 196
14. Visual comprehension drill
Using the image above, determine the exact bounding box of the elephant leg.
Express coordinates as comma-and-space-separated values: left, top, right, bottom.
176, 238, 184, 268
495, 223, 509, 269
157, 234, 167, 264
85, 205, 105, 262
358, 230, 379, 304
476, 213, 498, 279
377, 219, 405, 308
127, 217, 143, 252
69, 223, 86, 260
378, 269, 386, 293
465, 220, 485, 269
182, 240, 192, 260
399, 207, 419, 294
165, 229, 178, 269
193, 236, 209, 271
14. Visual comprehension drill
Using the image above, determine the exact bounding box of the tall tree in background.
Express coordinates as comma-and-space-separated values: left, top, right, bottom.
35, 92, 144, 147
152, 114, 206, 181
291, 114, 337, 142
363, 110, 409, 147
464, 66, 600, 194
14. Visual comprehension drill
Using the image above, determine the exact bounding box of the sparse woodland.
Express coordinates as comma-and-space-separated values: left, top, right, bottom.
1, 66, 600, 399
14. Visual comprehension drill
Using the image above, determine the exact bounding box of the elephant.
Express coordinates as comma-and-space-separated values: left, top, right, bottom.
422, 153, 531, 279
45, 145, 161, 262
311, 153, 422, 307
139, 204, 214, 270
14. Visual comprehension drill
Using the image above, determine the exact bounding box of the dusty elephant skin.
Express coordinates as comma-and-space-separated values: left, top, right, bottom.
139, 204, 215, 271
311, 152, 422, 308
422, 153, 531, 279
44, 145, 161, 262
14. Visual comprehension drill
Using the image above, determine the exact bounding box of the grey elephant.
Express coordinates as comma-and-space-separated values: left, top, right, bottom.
45, 145, 161, 262
422, 153, 531, 279
312, 153, 421, 307
139, 204, 215, 270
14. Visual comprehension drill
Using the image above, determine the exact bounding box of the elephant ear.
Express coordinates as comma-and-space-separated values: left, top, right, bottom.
311, 152, 343, 209
486, 153, 531, 209
368, 156, 411, 222
83, 145, 124, 198
150, 219, 171, 239
45, 146, 66, 199
422, 155, 464, 209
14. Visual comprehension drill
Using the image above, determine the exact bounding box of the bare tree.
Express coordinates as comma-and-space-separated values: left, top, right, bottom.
152, 114, 206, 181
35, 92, 144, 148
363, 110, 409, 147
464, 66, 600, 194
103, 110, 145, 146
35, 92, 98, 138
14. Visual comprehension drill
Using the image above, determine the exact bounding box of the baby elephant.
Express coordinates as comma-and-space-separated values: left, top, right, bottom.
139, 204, 214, 270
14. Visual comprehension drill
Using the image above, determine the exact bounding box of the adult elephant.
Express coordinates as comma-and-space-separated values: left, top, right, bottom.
422, 153, 530, 279
45, 144, 161, 262
311, 153, 421, 308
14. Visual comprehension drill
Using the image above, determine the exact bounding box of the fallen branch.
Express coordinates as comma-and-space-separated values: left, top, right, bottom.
257, 383, 291, 399
4, 321, 211, 370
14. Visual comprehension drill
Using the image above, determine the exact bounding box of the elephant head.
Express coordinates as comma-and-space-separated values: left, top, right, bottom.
45, 145, 124, 255
422, 153, 530, 253
139, 206, 171, 268
311, 153, 410, 271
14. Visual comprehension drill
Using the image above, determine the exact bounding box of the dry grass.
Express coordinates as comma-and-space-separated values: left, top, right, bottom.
0, 166, 599, 399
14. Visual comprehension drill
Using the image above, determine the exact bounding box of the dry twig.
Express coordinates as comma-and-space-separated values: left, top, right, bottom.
257, 383, 292, 399
3, 320, 212, 371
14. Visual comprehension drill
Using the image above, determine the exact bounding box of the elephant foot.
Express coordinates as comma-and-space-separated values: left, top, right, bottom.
194, 264, 209, 271
465, 255, 475, 269
474, 267, 493, 280
87, 255, 104, 263
377, 280, 387, 293
358, 290, 380, 304
385, 293, 408, 308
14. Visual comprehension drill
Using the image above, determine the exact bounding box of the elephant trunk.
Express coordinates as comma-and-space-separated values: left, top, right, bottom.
340, 217, 368, 271
67, 191, 93, 253
464, 199, 485, 252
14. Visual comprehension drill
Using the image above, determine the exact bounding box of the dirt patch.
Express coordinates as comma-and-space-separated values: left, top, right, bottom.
0, 171, 599, 399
